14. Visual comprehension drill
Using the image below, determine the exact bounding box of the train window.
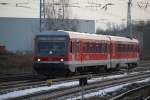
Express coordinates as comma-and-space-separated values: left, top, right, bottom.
73, 42, 80, 52
115, 44, 118, 53
85, 42, 108, 53
103, 43, 107, 53
83, 43, 86, 52
85, 42, 90, 53
125, 44, 128, 52
130, 44, 132, 52
133, 45, 135, 51
72, 41, 80, 53
85, 43, 88, 52
118, 44, 122, 52
38, 41, 66, 55
132, 45, 134, 51
95, 43, 99, 53
84, 42, 95, 53
123, 44, 126, 52
101, 43, 106, 53
119, 44, 121, 52
126, 44, 128, 52
133, 45, 135, 52
120, 44, 122, 52
123, 44, 125, 52
122, 44, 125, 52
128, 44, 130, 52
89, 43, 91, 52
89, 43, 94, 52
132, 44, 134, 52
76, 42, 80, 52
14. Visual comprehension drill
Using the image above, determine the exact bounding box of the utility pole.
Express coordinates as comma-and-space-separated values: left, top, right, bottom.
40, 0, 46, 32
127, 0, 132, 38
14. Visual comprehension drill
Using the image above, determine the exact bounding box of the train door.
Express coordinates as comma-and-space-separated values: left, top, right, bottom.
73, 40, 81, 65
107, 41, 111, 69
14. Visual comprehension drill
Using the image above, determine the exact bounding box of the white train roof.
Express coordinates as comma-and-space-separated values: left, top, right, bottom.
64, 31, 138, 43
66, 31, 109, 41
36, 30, 138, 43
109, 35, 138, 43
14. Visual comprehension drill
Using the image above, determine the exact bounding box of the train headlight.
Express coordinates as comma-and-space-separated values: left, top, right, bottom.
37, 58, 41, 62
60, 58, 64, 62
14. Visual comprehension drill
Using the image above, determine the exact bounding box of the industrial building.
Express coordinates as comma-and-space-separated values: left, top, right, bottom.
0, 0, 150, 59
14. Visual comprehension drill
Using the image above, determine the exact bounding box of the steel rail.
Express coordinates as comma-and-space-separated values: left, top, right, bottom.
144, 95, 150, 100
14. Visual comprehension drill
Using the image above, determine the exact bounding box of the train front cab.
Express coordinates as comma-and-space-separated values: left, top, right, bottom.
33, 34, 70, 76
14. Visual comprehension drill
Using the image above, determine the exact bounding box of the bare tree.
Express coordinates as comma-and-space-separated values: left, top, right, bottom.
45, 0, 79, 31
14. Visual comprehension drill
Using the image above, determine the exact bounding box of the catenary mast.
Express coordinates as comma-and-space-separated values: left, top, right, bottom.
127, 0, 132, 38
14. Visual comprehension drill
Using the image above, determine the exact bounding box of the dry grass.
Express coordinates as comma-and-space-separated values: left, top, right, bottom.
0, 52, 33, 74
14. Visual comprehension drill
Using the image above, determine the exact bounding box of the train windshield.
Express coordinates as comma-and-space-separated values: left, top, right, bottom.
36, 37, 67, 55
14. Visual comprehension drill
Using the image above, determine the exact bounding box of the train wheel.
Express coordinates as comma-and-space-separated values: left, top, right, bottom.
133, 63, 138, 67
116, 64, 120, 70
127, 63, 133, 72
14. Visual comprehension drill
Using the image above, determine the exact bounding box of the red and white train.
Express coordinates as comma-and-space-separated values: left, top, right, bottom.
33, 30, 139, 76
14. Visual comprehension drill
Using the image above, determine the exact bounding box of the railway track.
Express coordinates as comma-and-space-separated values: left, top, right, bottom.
3, 70, 150, 100
111, 83, 150, 100
145, 96, 150, 100
0, 70, 124, 94
0, 62, 150, 100
0, 62, 149, 94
